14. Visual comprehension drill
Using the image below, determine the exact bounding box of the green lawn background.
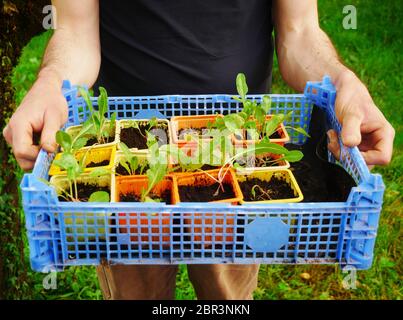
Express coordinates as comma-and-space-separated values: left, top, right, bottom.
11, 0, 402, 299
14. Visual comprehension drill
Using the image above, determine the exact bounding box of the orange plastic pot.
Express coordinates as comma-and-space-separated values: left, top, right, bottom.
116, 176, 177, 246
174, 169, 242, 246
170, 114, 223, 147
231, 115, 290, 146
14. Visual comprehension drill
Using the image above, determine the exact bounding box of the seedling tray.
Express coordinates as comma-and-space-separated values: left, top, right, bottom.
21, 76, 384, 272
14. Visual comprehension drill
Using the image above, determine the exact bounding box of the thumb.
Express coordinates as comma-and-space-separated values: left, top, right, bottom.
40, 109, 64, 153
341, 112, 362, 147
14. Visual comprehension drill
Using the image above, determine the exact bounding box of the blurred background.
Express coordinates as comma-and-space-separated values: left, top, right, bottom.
0, 0, 401, 299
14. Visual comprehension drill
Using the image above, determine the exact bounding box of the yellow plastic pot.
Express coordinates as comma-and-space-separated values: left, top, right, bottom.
237, 169, 303, 204
50, 173, 115, 241
48, 146, 116, 176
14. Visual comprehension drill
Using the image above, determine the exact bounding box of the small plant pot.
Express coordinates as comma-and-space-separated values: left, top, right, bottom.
231, 115, 290, 146
237, 169, 303, 204
49, 146, 116, 176
117, 119, 171, 152
65, 120, 120, 150
116, 176, 177, 246
114, 151, 149, 176
174, 169, 242, 246
50, 173, 115, 241
234, 152, 290, 174
170, 114, 223, 147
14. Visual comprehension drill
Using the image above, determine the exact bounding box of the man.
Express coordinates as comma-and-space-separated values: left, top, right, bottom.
3, 1, 394, 299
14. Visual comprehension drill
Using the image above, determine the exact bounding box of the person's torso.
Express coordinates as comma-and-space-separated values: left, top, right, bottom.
97, 0, 274, 95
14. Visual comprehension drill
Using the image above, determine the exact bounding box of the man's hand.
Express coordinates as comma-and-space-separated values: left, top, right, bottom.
3, 73, 68, 170
273, 0, 395, 167
327, 70, 395, 167
3, 0, 100, 171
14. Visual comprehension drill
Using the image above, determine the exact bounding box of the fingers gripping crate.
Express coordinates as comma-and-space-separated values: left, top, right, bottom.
21, 76, 385, 272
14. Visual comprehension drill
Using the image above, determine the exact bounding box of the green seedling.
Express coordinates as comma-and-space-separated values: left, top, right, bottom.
118, 142, 148, 176
137, 133, 169, 202
79, 86, 116, 145
125, 117, 160, 139
212, 73, 309, 141
204, 138, 304, 196
51, 130, 110, 202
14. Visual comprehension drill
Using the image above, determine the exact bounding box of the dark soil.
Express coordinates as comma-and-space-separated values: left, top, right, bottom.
178, 127, 213, 139
85, 135, 115, 147
235, 130, 282, 140
287, 105, 356, 202
119, 190, 171, 204
115, 163, 149, 176
58, 183, 110, 202
86, 159, 110, 168
178, 181, 235, 202
120, 123, 168, 149
239, 177, 295, 201
174, 164, 220, 173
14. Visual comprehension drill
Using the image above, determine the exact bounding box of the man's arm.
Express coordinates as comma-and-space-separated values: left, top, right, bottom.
3, 0, 100, 170
273, 0, 395, 166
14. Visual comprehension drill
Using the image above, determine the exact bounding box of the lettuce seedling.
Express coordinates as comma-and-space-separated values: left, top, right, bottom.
51, 130, 110, 202
118, 142, 148, 176
212, 73, 309, 140
132, 133, 169, 202
79, 87, 116, 145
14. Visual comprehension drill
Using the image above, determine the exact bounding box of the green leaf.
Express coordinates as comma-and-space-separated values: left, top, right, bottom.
223, 113, 245, 133
119, 142, 132, 157
236, 73, 248, 101
249, 139, 288, 156
119, 159, 132, 175
255, 106, 266, 127
80, 120, 97, 137
143, 159, 167, 201
72, 137, 88, 150
289, 126, 311, 137
89, 168, 110, 177
149, 117, 158, 128
97, 87, 108, 118
129, 156, 139, 174
78, 87, 94, 114
109, 113, 117, 131
283, 150, 304, 162
243, 100, 253, 116
88, 191, 110, 202
55, 153, 78, 170
261, 96, 271, 113
244, 120, 257, 129
56, 131, 72, 152
264, 114, 284, 138
143, 196, 161, 203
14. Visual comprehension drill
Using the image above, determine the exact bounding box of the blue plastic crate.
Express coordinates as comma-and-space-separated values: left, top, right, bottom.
21, 76, 385, 272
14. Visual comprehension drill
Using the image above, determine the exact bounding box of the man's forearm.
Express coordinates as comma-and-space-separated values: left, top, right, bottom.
38, 28, 100, 89
276, 26, 352, 92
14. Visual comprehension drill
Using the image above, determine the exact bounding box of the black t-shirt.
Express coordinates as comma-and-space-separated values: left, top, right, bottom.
96, 0, 274, 96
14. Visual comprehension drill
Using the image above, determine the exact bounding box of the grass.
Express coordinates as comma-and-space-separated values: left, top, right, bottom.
10, 0, 402, 300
